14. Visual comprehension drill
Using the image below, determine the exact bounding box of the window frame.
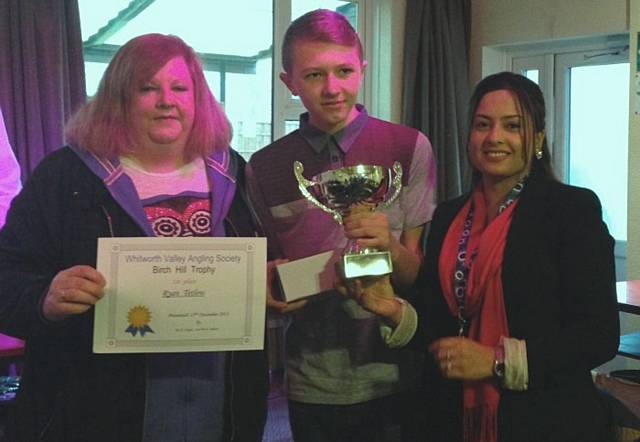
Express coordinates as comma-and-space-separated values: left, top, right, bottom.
552, 48, 629, 180
81, 0, 386, 153
482, 33, 630, 279
271, 0, 368, 140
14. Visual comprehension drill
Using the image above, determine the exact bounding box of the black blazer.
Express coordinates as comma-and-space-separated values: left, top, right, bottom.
412, 171, 620, 442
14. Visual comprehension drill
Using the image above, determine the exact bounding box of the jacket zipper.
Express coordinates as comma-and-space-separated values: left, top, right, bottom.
225, 217, 238, 441
224, 217, 240, 238
100, 205, 115, 237
228, 351, 236, 441
95, 208, 244, 440
38, 391, 63, 440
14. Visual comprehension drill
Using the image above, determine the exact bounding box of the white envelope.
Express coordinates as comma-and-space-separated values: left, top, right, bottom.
276, 250, 341, 302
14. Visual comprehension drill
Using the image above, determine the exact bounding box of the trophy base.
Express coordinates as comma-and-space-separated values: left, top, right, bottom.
343, 251, 393, 279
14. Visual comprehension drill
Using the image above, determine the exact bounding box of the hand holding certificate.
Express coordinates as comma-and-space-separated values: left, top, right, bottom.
93, 237, 266, 353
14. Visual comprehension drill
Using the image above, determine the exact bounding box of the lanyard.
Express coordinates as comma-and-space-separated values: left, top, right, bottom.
452, 178, 526, 336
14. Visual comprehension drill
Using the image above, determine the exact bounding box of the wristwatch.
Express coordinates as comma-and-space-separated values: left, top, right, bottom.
493, 345, 505, 381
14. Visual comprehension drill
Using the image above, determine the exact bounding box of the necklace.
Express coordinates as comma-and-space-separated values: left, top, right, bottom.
452, 177, 526, 336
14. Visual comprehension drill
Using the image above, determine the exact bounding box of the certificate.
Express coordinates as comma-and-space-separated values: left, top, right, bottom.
93, 237, 266, 353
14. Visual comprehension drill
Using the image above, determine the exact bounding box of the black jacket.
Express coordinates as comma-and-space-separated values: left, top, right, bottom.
0, 146, 268, 441
411, 171, 620, 442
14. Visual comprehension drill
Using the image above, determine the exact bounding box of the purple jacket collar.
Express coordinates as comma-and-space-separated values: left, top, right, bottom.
69, 145, 236, 238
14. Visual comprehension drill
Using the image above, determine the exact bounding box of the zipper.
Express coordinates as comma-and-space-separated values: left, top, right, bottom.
100, 205, 115, 237
223, 216, 238, 441
38, 391, 63, 440
225, 211, 260, 239
225, 217, 240, 238
228, 351, 236, 441
39, 416, 53, 440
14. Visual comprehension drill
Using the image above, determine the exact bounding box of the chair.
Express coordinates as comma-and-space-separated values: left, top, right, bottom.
0, 334, 23, 377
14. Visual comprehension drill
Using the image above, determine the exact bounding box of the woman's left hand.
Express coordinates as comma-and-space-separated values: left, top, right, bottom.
428, 337, 495, 381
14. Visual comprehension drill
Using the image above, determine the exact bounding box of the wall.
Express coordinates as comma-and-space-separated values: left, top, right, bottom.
630, 0, 640, 282
470, 0, 629, 83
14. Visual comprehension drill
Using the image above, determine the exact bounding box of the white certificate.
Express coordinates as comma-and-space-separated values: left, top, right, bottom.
93, 237, 266, 354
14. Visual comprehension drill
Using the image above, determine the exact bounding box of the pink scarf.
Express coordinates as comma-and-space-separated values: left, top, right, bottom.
438, 186, 518, 442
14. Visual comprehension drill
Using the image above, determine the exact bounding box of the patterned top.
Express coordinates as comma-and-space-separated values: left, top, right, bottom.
121, 156, 211, 237
120, 155, 225, 442
247, 106, 437, 405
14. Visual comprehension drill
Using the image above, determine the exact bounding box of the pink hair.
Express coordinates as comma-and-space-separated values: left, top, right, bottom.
66, 34, 231, 160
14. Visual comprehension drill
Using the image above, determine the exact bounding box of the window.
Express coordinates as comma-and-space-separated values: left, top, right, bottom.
272, 1, 360, 139
78, 0, 361, 160
557, 58, 629, 242
512, 45, 629, 241
523, 69, 539, 83
504, 35, 629, 279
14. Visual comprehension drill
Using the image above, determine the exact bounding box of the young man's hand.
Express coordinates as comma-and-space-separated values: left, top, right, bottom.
343, 209, 424, 291
343, 208, 394, 253
335, 273, 404, 326
266, 259, 308, 313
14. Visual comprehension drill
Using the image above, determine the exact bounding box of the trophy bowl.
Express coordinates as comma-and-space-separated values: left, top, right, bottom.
294, 161, 402, 279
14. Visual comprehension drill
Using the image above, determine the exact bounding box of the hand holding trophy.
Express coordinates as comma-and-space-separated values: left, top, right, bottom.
294, 161, 403, 279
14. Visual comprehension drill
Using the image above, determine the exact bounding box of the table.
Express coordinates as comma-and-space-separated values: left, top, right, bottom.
617, 281, 640, 360
617, 281, 640, 315
0, 335, 23, 359
0, 334, 23, 376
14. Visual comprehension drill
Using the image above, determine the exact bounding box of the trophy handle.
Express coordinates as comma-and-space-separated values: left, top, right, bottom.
293, 161, 343, 224
378, 161, 403, 210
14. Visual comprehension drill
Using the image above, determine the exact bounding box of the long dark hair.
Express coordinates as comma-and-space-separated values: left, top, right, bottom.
467, 72, 555, 186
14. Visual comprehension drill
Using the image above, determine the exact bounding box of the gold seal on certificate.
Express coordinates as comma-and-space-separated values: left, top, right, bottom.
93, 237, 266, 353
125, 305, 154, 336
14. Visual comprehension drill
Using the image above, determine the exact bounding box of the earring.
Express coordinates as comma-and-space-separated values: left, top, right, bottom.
535, 150, 543, 160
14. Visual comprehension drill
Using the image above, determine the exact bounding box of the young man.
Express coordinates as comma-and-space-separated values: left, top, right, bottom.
247, 9, 437, 442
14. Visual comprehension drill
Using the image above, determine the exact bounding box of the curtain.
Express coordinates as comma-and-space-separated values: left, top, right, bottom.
403, 0, 471, 201
0, 0, 86, 180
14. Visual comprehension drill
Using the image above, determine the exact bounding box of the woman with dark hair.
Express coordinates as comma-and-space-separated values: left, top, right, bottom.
0, 34, 267, 441
344, 72, 619, 441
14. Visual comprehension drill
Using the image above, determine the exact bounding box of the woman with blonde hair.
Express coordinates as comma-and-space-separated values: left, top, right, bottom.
0, 34, 267, 441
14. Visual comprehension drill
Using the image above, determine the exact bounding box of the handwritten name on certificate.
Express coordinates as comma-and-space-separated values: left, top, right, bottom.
93, 237, 266, 353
